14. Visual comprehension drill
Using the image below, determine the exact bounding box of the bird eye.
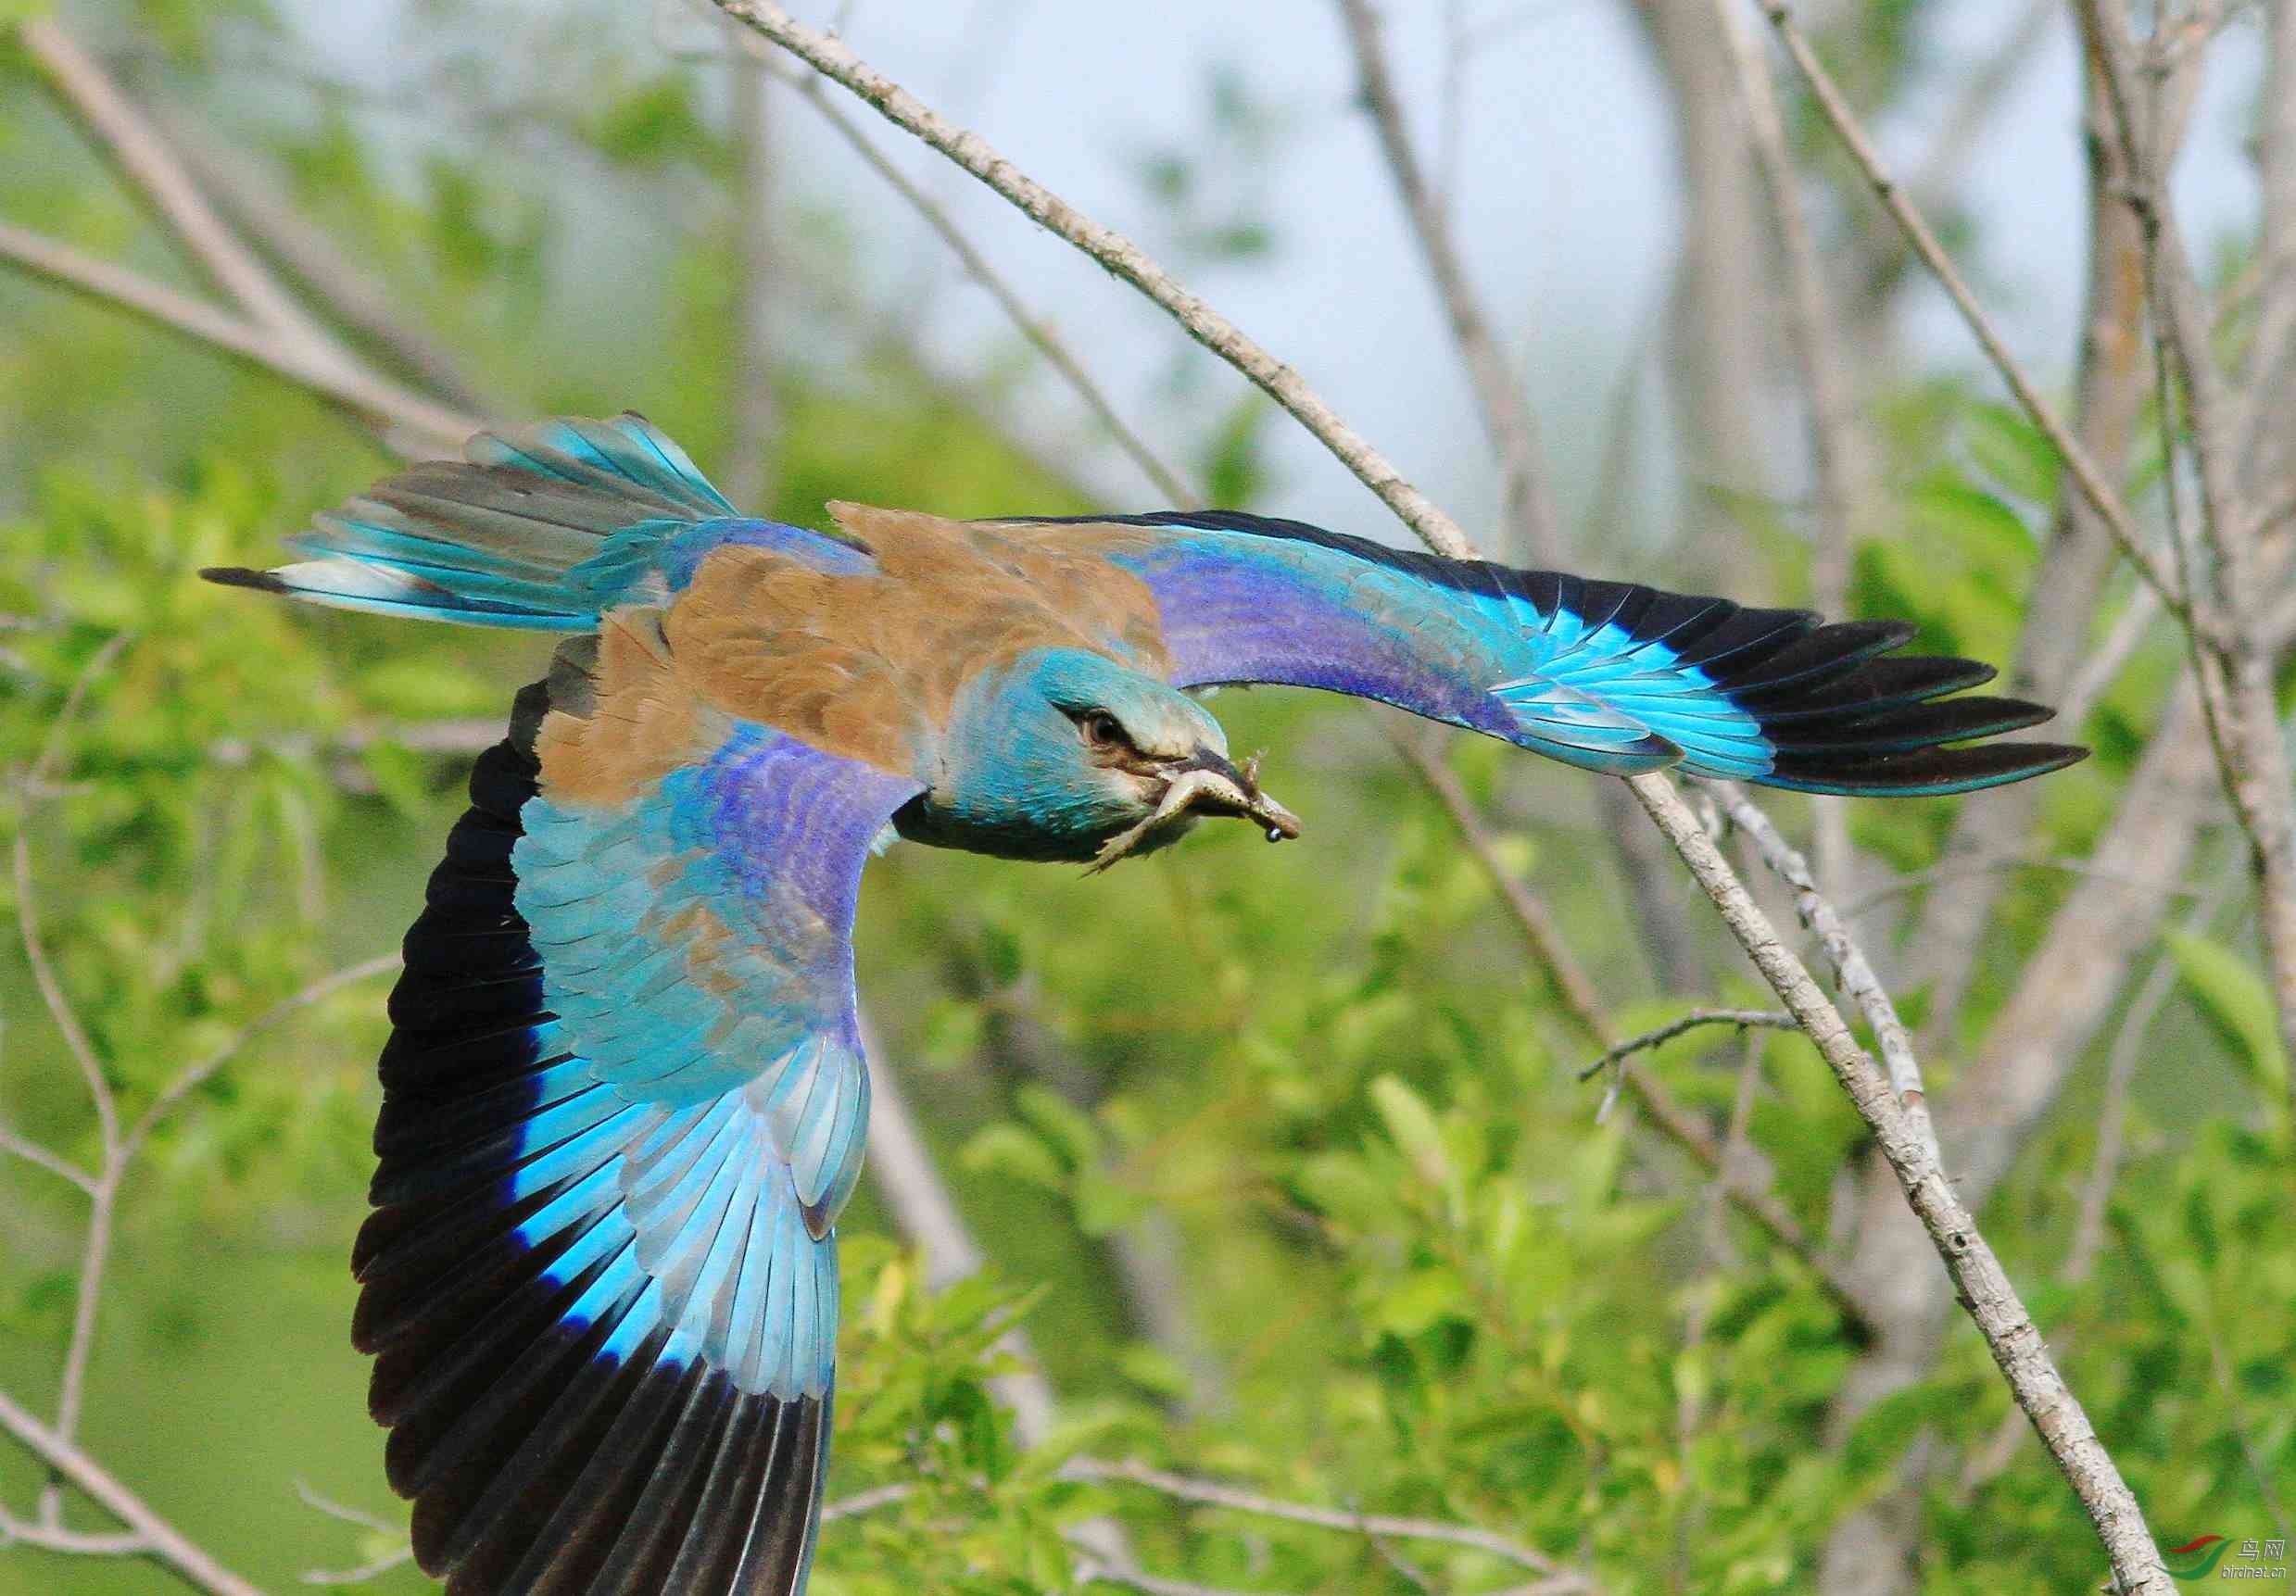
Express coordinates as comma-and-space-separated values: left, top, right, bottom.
1079, 710, 1125, 749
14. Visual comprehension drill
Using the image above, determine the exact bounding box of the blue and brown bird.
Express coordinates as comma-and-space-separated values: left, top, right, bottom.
205, 414, 2082, 1596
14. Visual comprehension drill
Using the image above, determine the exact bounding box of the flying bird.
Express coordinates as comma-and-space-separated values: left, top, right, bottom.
205, 414, 2083, 1596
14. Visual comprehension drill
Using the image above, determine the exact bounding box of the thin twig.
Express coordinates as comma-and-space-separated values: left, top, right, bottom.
711, 0, 1483, 562
290, 1481, 410, 1588
728, 36, 1198, 508
0, 1508, 147, 1556
1757, 2, 2191, 633
1063, 1457, 1586, 1585
118, 954, 400, 1167
1837, 850, 2196, 921
0, 221, 477, 451
20, 20, 341, 353
140, 92, 504, 416
15, 632, 134, 1153
0, 1125, 98, 1195
1625, 774, 2168, 1594
2056, 583, 2164, 735
1578, 1010, 1798, 1082
1333, 0, 1561, 563
1703, 783, 1940, 1164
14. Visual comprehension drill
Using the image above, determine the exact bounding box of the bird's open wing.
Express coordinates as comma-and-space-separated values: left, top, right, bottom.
360, 703, 920, 1596
1007, 511, 2084, 796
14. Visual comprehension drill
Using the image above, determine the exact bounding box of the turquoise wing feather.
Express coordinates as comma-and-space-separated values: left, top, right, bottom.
1016, 511, 2086, 797
358, 710, 920, 1596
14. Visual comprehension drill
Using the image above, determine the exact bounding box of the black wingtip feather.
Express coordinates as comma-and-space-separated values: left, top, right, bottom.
1761, 740, 2088, 796
198, 565, 286, 592
362, 715, 836, 1596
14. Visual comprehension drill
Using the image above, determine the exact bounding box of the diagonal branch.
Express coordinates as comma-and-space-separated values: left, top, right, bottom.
139, 91, 506, 417
0, 220, 479, 451
1332, 0, 1562, 564
19, 20, 339, 354
711, 0, 1482, 562
769, 56, 1199, 507
0, 1387, 270, 1596
1756, 2, 2191, 635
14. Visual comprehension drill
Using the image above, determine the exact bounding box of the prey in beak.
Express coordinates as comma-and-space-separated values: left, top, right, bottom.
1088, 748, 1301, 873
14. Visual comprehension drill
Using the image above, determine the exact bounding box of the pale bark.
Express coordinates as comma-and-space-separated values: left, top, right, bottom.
1335, 0, 1563, 564
725, 24, 781, 510
1630, 0, 1774, 570
1909, 37, 2167, 1041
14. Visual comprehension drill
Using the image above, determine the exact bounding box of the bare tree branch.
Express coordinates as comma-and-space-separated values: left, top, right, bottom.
1624, 775, 2169, 1594
1899, 39, 2176, 1042
20, 20, 341, 356
0, 220, 478, 452
1333, 0, 1562, 563
772, 60, 1200, 508
0, 1387, 270, 1596
1063, 1457, 1590, 1587
2076, 3, 2296, 1106
1757, 2, 2191, 630
711, 0, 1484, 562
138, 91, 504, 417
0, 1125, 99, 1195
1577, 1009, 1798, 1082
725, 21, 781, 510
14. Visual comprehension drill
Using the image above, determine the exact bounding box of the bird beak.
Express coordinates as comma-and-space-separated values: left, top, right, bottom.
1086, 748, 1302, 873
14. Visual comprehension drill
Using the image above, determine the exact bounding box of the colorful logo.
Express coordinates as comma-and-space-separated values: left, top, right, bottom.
2164, 1536, 2233, 1581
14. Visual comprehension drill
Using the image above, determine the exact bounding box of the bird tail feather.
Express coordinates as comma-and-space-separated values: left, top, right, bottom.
201, 413, 739, 629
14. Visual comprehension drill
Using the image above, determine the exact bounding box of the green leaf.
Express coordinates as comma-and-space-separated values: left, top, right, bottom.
2164, 929, 2290, 1108
1963, 401, 2062, 506
588, 76, 718, 169
1370, 1266, 1469, 1335
1012, 1085, 1100, 1172
1369, 1074, 1450, 1192
958, 1125, 1066, 1191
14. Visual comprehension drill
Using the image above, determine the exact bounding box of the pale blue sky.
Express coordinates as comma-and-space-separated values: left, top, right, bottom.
301, 0, 2268, 544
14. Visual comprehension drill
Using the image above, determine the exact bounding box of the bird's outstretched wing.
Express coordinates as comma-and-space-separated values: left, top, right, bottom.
360, 689, 919, 1596
1005, 511, 2084, 795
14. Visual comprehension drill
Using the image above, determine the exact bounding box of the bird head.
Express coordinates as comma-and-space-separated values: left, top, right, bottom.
919, 647, 1300, 867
